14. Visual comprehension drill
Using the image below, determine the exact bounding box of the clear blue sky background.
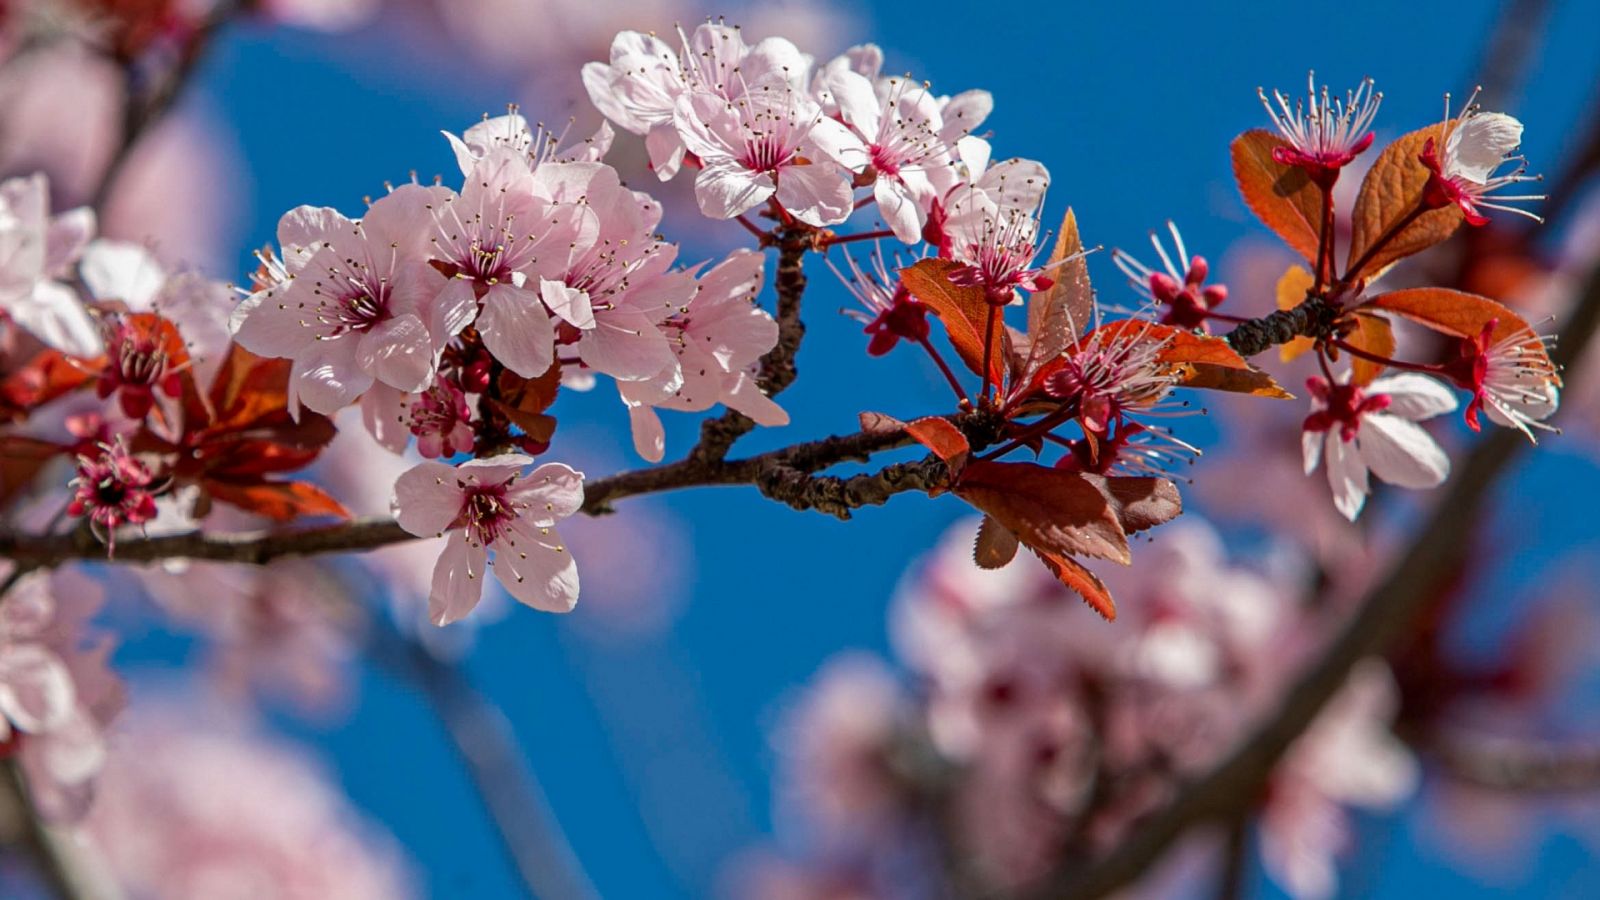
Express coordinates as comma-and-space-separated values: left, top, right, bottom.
112, 1, 1600, 897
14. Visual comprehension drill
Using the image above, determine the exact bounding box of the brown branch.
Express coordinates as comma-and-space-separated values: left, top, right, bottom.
1428, 729, 1600, 793
1222, 294, 1340, 358
0, 410, 1003, 570
1003, 256, 1600, 900
689, 228, 810, 464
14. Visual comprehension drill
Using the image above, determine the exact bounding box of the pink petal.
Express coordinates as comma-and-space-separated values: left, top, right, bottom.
356, 313, 436, 392
1358, 414, 1450, 489
694, 160, 776, 220
393, 459, 464, 536
774, 160, 853, 227
477, 284, 556, 377
429, 533, 488, 626
493, 520, 579, 614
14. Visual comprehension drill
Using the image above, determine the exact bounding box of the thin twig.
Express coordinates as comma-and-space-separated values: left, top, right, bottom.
366, 620, 598, 900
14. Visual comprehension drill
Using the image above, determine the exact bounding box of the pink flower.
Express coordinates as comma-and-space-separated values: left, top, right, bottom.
830, 243, 930, 356
393, 455, 584, 624
1420, 98, 1544, 226
1112, 222, 1229, 331
0, 173, 100, 356
1301, 372, 1457, 521
1441, 320, 1560, 440
618, 248, 787, 460
1258, 73, 1382, 187
821, 68, 965, 242
531, 162, 691, 382
66, 439, 160, 548
424, 148, 590, 379
938, 158, 1054, 304
0, 574, 77, 747
230, 185, 450, 415
442, 111, 613, 176
673, 83, 857, 225
583, 24, 809, 180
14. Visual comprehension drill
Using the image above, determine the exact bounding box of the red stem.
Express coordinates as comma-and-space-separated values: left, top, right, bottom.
979, 305, 999, 407
1343, 204, 1425, 286
1315, 183, 1336, 290
824, 229, 897, 247
735, 215, 770, 242
1328, 337, 1445, 375
917, 336, 971, 406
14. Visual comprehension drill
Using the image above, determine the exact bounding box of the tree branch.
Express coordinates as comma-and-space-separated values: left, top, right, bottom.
0, 410, 1003, 570
1004, 256, 1600, 900
689, 228, 810, 464
1221, 294, 1340, 358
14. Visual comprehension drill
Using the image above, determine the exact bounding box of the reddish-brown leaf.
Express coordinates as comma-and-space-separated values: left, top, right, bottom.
1230, 130, 1326, 265
1366, 287, 1541, 345
1081, 475, 1183, 535
1346, 121, 1465, 282
899, 258, 1007, 387
1345, 312, 1396, 386
973, 515, 1021, 569
205, 479, 350, 522
0, 349, 95, 421
1028, 546, 1116, 620
954, 460, 1130, 565
1022, 207, 1094, 383
0, 435, 66, 505
905, 416, 970, 471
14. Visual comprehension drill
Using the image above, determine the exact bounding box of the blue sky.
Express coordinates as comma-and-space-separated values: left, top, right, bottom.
116, 1, 1600, 896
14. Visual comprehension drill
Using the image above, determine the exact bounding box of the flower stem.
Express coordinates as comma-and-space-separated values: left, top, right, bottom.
917, 336, 971, 406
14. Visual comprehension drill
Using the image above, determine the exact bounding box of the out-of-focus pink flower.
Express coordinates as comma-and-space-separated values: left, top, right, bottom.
1259, 661, 1418, 900
393, 454, 583, 624
79, 701, 416, 900
775, 653, 909, 838
0, 568, 124, 823
66, 439, 160, 547
0, 172, 99, 356
136, 558, 358, 715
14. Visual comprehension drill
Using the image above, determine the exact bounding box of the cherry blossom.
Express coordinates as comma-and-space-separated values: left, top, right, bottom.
66, 439, 161, 547
1301, 372, 1457, 521
230, 185, 450, 415
81, 702, 416, 900
393, 455, 584, 624
1442, 319, 1561, 440
831, 243, 929, 356
1420, 96, 1544, 225
1258, 73, 1382, 187
673, 82, 856, 225
443, 111, 613, 176
0, 173, 100, 356
583, 23, 810, 180
822, 68, 961, 242
938, 158, 1054, 304
617, 248, 786, 460
1112, 222, 1229, 331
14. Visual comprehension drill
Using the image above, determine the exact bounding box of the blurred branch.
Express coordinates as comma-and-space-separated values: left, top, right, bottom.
88, 1, 249, 212
367, 621, 598, 900
1213, 814, 1250, 900
1429, 729, 1600, 792
1004, 254, 1600, 900
1467, 0, 1552, 109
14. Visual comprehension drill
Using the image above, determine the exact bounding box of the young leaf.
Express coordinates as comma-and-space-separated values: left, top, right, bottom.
973, 515, 1021, 569
1081, 475, 1183, 535
1022, 207, 1093, 383
1365, 287, 1540, 345
205, 479, 350, 522
1028, 546, 1116, 620
1276, 264, 1317, 363
905, 416, 971, 471
954, 460, 1131, 565
1230, 130, 1325, 264
899, 258, 1008, 388
1346, 121, 1465, 282
1345, 312, 1396, 386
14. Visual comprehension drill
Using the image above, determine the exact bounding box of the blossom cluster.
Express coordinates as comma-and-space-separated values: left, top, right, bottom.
745, 518, 1418, 900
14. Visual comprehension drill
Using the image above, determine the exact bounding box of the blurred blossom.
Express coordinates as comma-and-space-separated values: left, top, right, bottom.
0, 41, 121, 204
136, 557, 359, 716
79, 699, 417, 900
739, 516, 1415, 899
0, 567, 125, 822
